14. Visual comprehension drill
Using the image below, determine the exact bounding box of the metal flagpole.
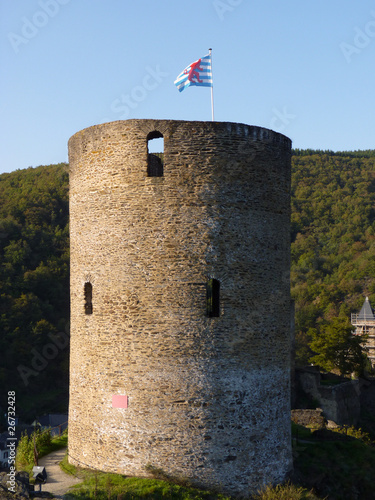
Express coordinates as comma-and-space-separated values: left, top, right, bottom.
209, 48, 214, 121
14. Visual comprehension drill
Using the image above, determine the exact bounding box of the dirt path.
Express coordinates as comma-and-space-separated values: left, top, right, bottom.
36, 447, 82, 499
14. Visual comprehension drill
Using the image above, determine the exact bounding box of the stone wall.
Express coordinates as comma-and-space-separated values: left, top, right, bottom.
296, 368, 361, 426
68, 119, 292, 497
291, 409, 326, 428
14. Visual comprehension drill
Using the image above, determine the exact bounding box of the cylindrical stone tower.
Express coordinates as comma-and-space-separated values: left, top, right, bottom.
68, 119, 292, 497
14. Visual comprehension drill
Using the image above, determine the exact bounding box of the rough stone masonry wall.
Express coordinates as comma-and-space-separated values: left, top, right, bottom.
68, 119, 292, 497
296, 368, 361, 426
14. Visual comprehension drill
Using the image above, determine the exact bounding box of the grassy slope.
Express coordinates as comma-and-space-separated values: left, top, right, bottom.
292, 423, 375, 500
59, 423, 375, 500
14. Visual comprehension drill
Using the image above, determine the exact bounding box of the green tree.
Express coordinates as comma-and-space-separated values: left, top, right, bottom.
0, 163, 69, 421
309, 318, 367, 375
15, 428, 51, 470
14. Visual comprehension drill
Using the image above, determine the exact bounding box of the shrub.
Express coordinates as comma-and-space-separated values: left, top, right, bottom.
15, 428, 52, 471
253, 482, 321, 499
333, 425, 372, 444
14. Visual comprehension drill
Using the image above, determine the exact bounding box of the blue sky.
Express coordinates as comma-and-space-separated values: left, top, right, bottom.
1, 0, 375, 174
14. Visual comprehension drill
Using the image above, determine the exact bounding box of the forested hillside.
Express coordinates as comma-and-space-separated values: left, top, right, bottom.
291, 150, 375, 364
0, 164, 69, 421
1, 151, 375, 421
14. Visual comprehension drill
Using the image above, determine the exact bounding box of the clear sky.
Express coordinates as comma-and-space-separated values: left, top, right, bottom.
1, 0, 375, 174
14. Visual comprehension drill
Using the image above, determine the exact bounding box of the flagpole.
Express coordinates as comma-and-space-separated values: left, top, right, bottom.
209, 48, 214, 121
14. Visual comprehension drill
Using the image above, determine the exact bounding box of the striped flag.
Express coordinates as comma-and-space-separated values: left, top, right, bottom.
174, 53, 213, 92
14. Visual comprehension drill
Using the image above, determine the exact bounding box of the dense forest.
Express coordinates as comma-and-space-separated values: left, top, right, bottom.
291, 150, 375, 365
1, 150, 375, 421
0, 164, 69, 422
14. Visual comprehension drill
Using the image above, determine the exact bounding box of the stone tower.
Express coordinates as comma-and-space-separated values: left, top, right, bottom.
351, 297, 375, 367
68, 119, 292, 497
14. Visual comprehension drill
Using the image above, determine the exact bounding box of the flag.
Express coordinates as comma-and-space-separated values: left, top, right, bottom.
174, 53, 213, 92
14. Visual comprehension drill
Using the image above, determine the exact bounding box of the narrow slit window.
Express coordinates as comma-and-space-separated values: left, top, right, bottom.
207, 278, 220, 317
147, 131, 164, 177
84, 282, 93, 315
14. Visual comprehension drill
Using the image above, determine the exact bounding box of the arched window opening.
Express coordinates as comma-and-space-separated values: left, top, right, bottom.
207, 278, 220, 317
147, 131, 164, 177
84, 282, 93, 315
